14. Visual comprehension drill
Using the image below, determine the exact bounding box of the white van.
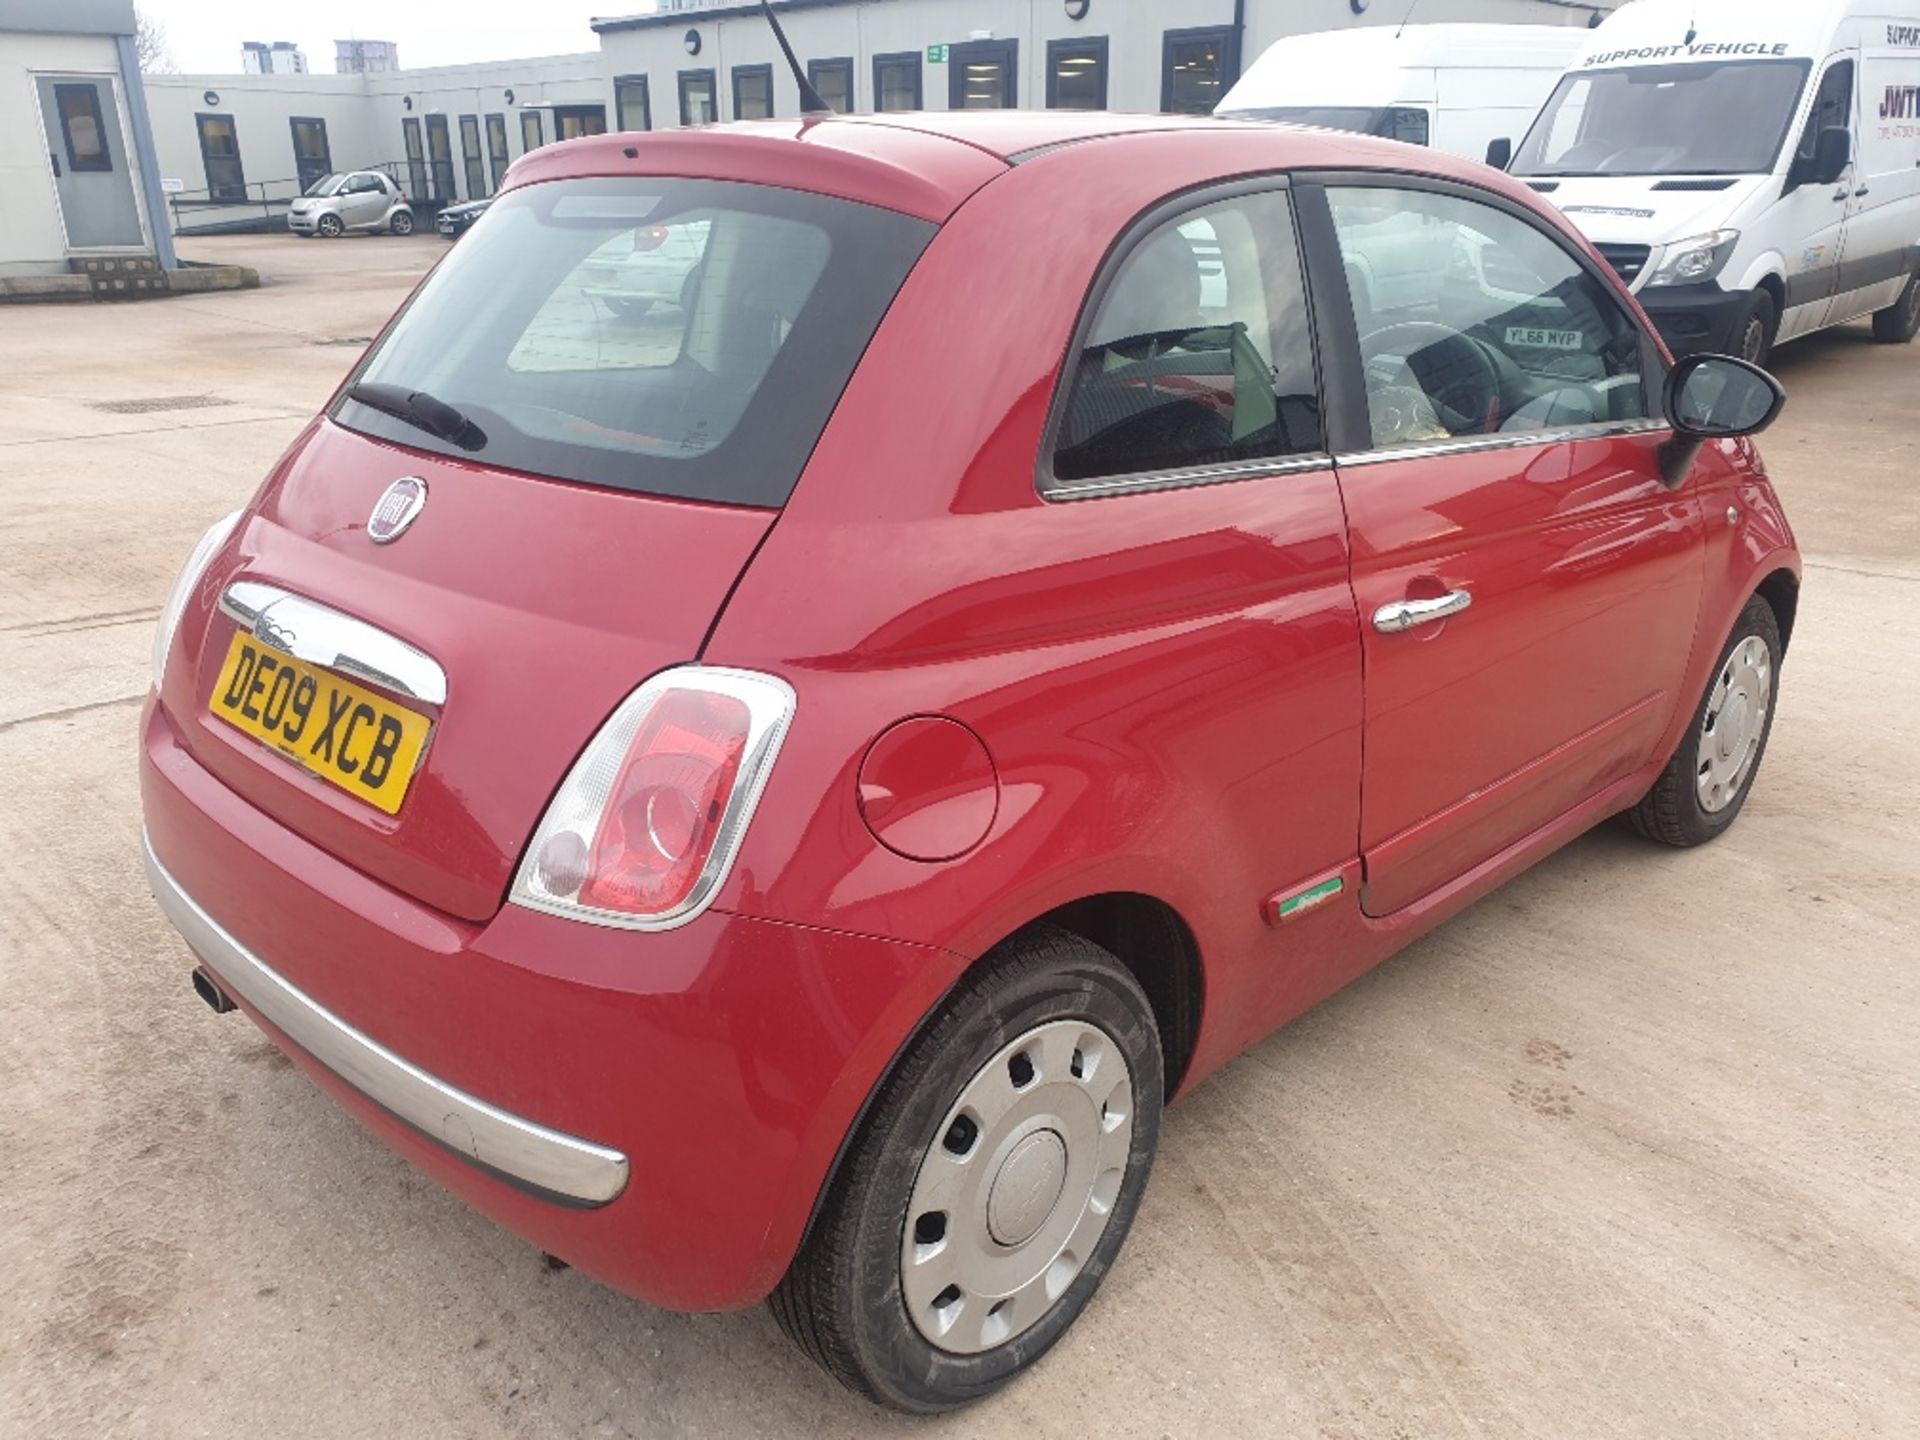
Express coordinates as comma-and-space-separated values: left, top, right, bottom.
1216, 24, 1592, 162
1508, 0, 1920, 361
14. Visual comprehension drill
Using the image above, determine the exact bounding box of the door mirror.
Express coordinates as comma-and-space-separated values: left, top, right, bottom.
1812, 125, 1852, 184
1484, 136, 1512, 171
1667, 354, 1786, 438
1657, 354, 1786, 486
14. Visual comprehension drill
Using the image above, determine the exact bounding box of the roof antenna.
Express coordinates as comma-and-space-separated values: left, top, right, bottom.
759, 0, 833, 117
1684, 4, 1697, 45
1396, 0, 1425, 41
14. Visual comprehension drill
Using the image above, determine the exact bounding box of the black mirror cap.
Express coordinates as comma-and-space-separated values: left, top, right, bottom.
1813, 125, 1853, 185
1484, 136, 1513, 171
1665, 353, 1787, 440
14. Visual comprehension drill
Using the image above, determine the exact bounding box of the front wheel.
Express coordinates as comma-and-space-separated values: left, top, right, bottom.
316, 212, 344, 239
1731, 289, 1777, 366
770, 928, 1164, 1413
1871, 270, 1920, 344
1627, 594, 1782, 847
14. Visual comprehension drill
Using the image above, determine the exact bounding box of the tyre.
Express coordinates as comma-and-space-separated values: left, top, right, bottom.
1627, 594, 1782, 847
605, 296, 653, 319
389, 209, 416, 236
770, 927, 1164, 1413
1731, 288, 1777, 365
316, 212, 344, 239
1871, 270, 1920, 344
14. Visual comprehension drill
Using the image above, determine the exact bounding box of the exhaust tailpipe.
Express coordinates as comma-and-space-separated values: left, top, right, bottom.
192, 967, 237, 1014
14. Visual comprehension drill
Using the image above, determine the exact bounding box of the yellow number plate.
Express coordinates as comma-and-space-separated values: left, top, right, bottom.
208, 633, 433, 815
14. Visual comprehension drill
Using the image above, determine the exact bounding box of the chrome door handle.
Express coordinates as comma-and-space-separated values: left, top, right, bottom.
1373, 590, 1471, 634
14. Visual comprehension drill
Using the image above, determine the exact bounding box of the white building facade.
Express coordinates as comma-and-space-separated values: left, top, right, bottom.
127, 0, 1613, 236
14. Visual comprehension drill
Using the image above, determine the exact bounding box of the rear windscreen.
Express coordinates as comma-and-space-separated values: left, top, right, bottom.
333, 177, 935, 507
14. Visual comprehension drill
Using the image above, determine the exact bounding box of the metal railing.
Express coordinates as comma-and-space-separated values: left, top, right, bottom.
167, 161, 425, 236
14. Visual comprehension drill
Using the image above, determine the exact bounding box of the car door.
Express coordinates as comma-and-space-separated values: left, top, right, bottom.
347, 174, 389, 226
1830, 27, 1920, 321
1301, 177, 1705, 917
1775, 55, 1858, 342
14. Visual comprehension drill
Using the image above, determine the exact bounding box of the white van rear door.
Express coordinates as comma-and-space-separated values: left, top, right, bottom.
1775, 54, 1859, 342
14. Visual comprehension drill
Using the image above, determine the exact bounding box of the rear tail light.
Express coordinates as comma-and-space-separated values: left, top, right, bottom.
510, 667, 796, 931
152, 510, 242, 684
630, 225, 670, 254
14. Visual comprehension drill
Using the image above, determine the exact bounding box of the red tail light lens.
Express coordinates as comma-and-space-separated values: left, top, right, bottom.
512, 668, 795, 930
630, 224, 671, 253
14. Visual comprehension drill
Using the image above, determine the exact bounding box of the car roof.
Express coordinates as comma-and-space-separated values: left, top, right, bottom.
502, 111, 1534, 224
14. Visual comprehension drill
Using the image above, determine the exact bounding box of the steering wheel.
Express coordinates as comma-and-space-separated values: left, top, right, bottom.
1359, 321, 1505, 436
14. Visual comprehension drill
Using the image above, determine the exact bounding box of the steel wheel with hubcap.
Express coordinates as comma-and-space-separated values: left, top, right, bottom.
771, 928, 1163, 1413
1628, 593, 1782, 846
901, 1018, 1134, 1354
1734, 289, 1776, 366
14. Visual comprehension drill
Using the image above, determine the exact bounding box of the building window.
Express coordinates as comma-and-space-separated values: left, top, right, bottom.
552, 105, 606, 141
194, 113, 245, 200
54, 83, 112, 172
679, 68, 717, 126
1162, 27, 1238, 115
289, 116, 332, 191
402, 117, 428, 198
950, 39, 1017, 110
486, 113, 509, 189
1046, 37, 1108, 110
808, 57, 854, 113
520, 109, 545, 153
615, 74, 652, 132
733, 63, 774, 120
873, 52, 922, 113
425, 114, 455, 201
459, 114, 486, 198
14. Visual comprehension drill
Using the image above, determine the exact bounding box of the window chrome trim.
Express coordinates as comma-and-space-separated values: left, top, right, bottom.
219, 581, 448, 705
143, 832, 630, 1208
1043, 451, 1334, 501
1334, 419, 1669, 468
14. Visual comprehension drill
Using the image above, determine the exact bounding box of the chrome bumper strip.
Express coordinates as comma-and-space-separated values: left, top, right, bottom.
143, 832, 630, 1207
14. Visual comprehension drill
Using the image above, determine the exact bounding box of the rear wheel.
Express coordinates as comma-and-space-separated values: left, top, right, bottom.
770, 928, 1163, 1413
389, 209, 415, 236
316, 212, 344, 239
1627, 594, 1781, 847
1731, 289, 1777, 365
1871, 270, 1920, 344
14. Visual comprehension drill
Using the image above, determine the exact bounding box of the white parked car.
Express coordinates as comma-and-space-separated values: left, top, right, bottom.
289, 171, 416, 238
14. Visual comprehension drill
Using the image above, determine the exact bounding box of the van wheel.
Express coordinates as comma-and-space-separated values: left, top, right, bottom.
1871, 270, 1920, 344
769, 927, 1163, 1413
1732, 290, 1776, 365
1626, 594, 1781, 848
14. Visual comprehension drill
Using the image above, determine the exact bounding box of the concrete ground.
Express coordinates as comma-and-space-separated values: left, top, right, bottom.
1, 232, 1916, 1438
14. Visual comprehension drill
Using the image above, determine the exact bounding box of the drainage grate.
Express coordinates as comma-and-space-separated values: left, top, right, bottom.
88, 395, 236, 414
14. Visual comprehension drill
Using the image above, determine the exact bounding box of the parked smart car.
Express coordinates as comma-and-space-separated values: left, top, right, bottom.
434, 197, 493, 241
143, 111, 1800, 1413
288, 170, 415, 238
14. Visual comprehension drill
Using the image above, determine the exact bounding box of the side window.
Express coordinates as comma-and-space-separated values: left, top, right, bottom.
1796, 59, 1854, 164
1050, 190, 1323, 487
1327, 187, 1648, 449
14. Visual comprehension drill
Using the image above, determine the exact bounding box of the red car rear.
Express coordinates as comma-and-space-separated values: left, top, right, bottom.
143, 110, 1799, 1411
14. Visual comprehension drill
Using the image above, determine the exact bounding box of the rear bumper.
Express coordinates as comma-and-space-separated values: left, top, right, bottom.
140, 695, 962, 1310
145, 835, 630, 1207
1634, 281, 1749, 358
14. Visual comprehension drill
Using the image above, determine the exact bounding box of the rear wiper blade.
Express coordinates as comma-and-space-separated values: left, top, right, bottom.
346, 381, 486, 452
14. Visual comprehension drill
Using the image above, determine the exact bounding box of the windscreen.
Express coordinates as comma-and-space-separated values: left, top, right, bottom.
333, 177, 935, 508
304, 173, 346, 197
1512, 59, 1810, 177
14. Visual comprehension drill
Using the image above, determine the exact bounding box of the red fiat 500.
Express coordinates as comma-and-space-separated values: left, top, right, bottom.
143, 110, 1798, 1411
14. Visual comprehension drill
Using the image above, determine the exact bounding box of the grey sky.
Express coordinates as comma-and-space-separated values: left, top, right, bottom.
137, 0, 662, 74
